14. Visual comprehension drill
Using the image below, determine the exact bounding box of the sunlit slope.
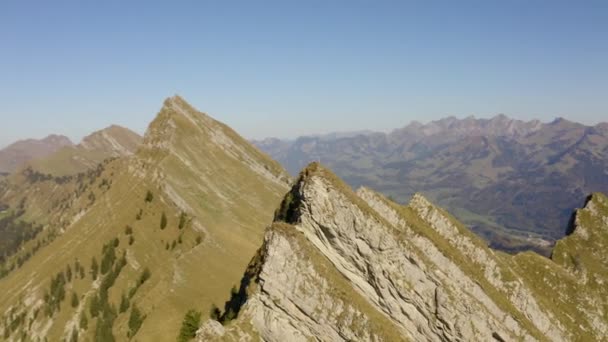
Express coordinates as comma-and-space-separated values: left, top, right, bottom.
0, 96, 290, 341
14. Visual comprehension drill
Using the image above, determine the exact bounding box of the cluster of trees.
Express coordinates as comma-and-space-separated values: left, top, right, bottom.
125, 225, 135, 245
178, 310, 201, 342
178, 283, 245, 342
2, 309, 27, 340
210, 285, 246, 324
135, 208, 143, 220
99, 178, 111, 189
1, 182, 209, 339
80, 266, 145, 340
127, 305, 145, 338
73, 259, 86, 279
160, 212, 167, 230
178, 212, 187, 229
89, 239, 129, 342
0, 209, 43, 267
177, 284, 247, 341
145, 191, 154, 203
74, 162, 111, 198
22, 167, 71, 184
0, 226, 60, 280
21, 161, 114, 186
44, 271, 67, 316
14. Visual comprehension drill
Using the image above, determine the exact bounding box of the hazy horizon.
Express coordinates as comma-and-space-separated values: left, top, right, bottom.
1, 1, 607, 147
2, 107, 605, 150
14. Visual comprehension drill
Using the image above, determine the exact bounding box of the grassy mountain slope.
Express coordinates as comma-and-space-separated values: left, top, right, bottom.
28, 125, 142, 176
0, 96, 290, 341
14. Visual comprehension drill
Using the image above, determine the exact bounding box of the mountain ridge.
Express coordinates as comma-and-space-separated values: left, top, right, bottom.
24, 125, 143, 176
0, 95, 290, 341
199, 162, 608, 341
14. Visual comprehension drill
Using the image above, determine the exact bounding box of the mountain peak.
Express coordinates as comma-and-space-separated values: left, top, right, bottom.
0, 134, 74, 173
41, 134, 73, 145
550, 117, 576, 126
79, 125, 141, 156
143, 95, 291, 189
274, 161, 326, 223
293, 161, 358, 195
162, 94, 196, 113
143, 95, 208, 149
489, 113, 509, 122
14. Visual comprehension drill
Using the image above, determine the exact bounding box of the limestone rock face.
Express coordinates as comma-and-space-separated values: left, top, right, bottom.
198, 163, 608, 342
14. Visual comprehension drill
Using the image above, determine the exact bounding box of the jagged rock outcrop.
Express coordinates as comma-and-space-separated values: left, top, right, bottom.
199, 163, 608, 341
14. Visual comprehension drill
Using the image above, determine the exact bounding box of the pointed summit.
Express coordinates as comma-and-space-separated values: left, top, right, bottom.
159, 95, 206, 121
274, 161, 371, 224
162, 94, 193, 109
142, 95, 290, 185
143, 95, 225, 150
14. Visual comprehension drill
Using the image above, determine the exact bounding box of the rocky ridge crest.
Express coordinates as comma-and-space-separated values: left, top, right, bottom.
199, 163, 608, 341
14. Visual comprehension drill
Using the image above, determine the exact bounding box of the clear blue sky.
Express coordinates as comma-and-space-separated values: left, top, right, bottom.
1, 1, 607, 147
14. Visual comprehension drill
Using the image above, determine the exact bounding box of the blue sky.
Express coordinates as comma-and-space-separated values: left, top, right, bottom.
1, 1, 607, 147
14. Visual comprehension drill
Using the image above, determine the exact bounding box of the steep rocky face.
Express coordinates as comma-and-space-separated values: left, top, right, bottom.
0, 96, 290, 341
199, 163, 608, 341
0, 134, 73, 173
255, 115, 608, 252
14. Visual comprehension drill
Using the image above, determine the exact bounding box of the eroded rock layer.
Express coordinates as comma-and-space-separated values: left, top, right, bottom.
200, 163, 608, 342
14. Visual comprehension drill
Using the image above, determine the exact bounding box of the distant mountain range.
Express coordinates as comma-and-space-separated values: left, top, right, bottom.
0, 135, 73, 173
254, 114, 608, 253
27, 125, 142, 176
0, 125, 142, 176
